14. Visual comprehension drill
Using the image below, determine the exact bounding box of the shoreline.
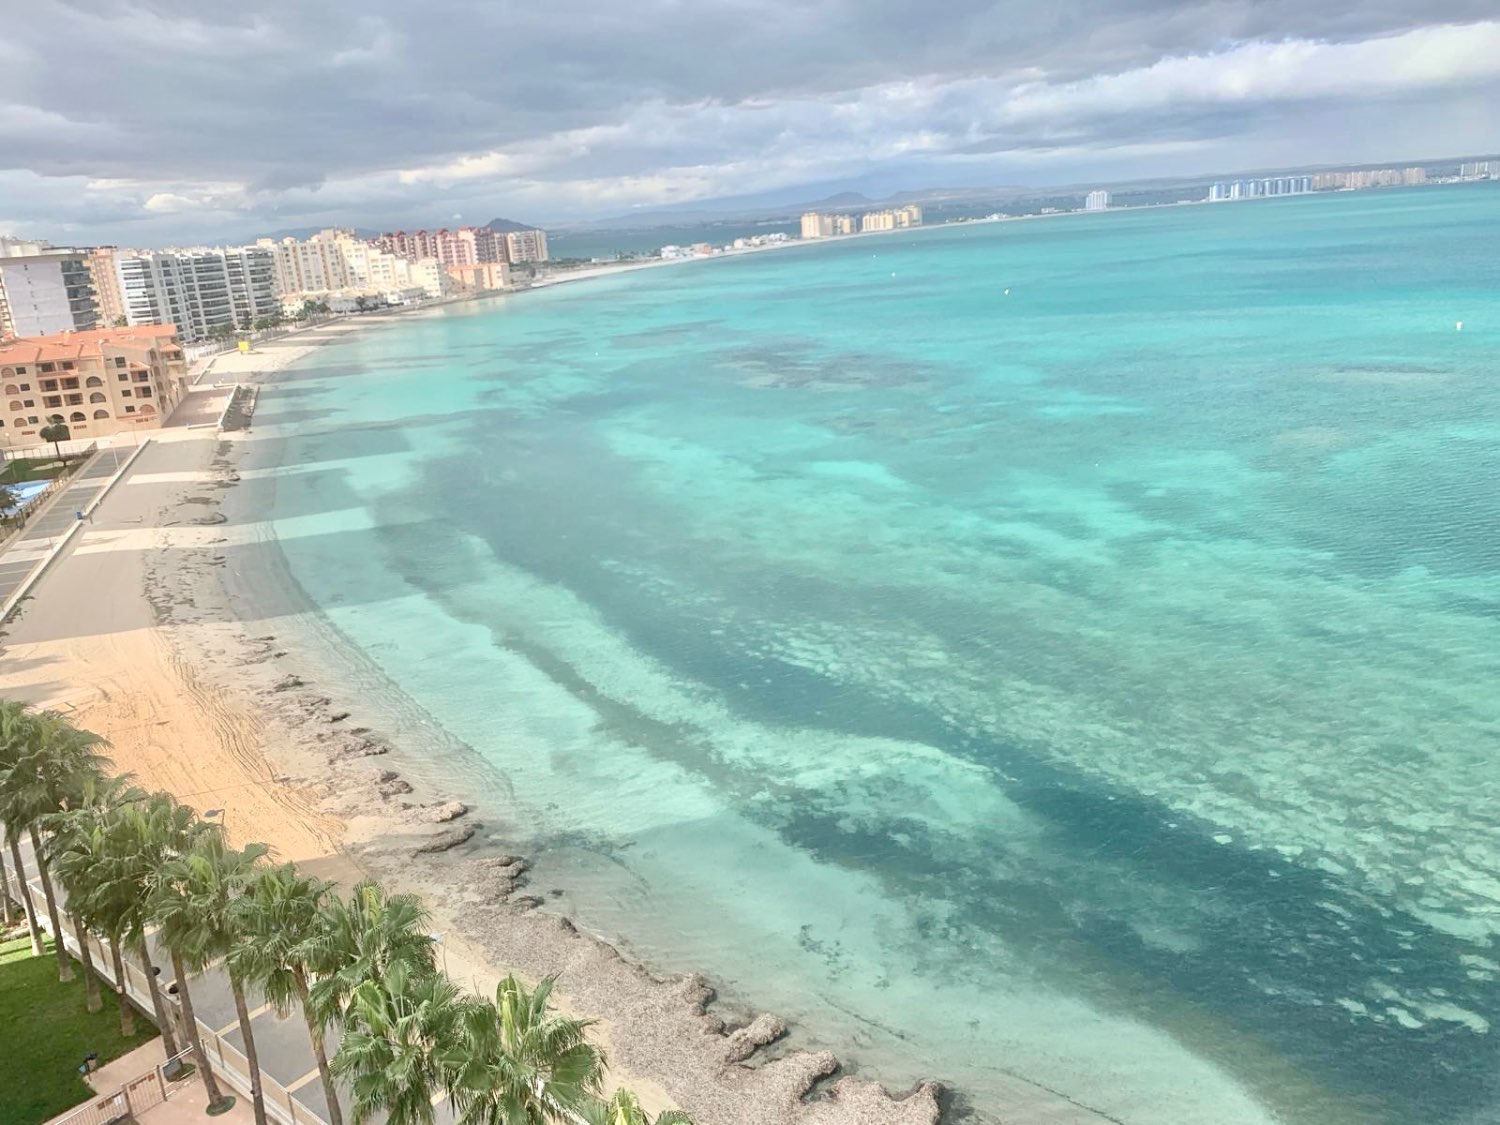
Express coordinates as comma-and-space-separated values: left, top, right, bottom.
0, 330, 955, 1124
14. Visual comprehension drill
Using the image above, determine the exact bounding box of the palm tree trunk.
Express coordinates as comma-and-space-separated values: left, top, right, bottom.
230, 973, 267, 1125
295, 973, 344, 1125
171, 948, 231, 1112
109, 935, 136, 1037
0, 844, 15, 926
139, 944, 182, 1062
29, 826, 74, 982
7, 833, 44, 956
71, 912, 103, 1012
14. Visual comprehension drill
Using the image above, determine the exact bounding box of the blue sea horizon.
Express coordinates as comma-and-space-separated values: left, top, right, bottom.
251, 184, 1500, 1124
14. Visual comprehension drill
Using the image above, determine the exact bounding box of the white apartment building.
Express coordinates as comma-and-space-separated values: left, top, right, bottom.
503, 229, 549, 263
1085, 190, 1111, 210
116, 246, 278, 343
258, 231, 353, 294
335, 237, 449, 298
0, 237, 100, 338
801, 212, 834, 239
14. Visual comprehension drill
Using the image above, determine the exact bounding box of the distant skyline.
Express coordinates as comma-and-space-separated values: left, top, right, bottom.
2, 2, 1499, 246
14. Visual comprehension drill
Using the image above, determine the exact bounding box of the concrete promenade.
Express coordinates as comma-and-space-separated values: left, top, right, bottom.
0, 446, 136, 612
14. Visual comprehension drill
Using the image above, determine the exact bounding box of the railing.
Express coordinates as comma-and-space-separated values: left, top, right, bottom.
46, 1050, 195, 1125
4, 856, 329, 1125
0, 443, 100, 547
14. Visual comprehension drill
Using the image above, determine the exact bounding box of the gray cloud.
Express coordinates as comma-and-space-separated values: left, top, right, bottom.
1, 0, 1498, 244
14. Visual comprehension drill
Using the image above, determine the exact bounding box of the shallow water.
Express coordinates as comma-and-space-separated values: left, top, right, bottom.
255, 186, 1500, 1124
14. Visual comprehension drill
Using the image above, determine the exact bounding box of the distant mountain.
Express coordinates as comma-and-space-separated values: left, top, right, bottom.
484, 217, 539, 233
805, 191, 875, 208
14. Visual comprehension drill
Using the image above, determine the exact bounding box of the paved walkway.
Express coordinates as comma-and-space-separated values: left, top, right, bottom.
0, 445, 136, 609
9, 832, 456, 1125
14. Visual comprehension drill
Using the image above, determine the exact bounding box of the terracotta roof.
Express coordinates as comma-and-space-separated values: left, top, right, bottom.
0, 324, 181, 365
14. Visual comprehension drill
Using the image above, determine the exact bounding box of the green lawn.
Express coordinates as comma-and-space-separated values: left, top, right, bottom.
0, 933, 158, 1125
0, 458, 67, 485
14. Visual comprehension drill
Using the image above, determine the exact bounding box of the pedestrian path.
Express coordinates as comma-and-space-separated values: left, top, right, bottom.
6, 833, 457, 1125
0, 445, 137, 613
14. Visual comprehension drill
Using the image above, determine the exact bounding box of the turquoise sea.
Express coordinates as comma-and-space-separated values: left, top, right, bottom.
248, 186, 1500, 1124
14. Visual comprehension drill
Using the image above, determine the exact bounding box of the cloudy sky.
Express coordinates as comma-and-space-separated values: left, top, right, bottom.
2, 0, 1498, 246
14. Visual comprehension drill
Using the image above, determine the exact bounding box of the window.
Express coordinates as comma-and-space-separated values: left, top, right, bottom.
61, 378, 79, 389
124, 405, 136, 414
137, 387, 152, 398
119, 389, 131, 398
89, 392, 106, 403
19, 384, 29, 392
2, 385, 16, 395
6, 401, 19, 411
27, 416, 38, 424
93, 409, 109, 419
43, 395, 62, 408
85, 376, 103, 387
40, 379, 58, 391
113, 357, 126, 368
61, 361, 74, 371
69, 411, 86, 423
65, 394, 84, 405
138, 404, 156, 415
39, 362, 55, 373
117, 373, 129, 382
22, 400, 33, 408
133, 372, 149, 382
14, 366, 25, 375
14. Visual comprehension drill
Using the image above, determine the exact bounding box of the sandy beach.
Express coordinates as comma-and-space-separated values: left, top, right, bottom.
0, 321, 962, 1125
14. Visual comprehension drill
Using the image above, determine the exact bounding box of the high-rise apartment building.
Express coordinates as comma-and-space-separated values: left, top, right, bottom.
801, 212, 834, 238
116, 246, 278, 343
0, 237, 100, 339
503, 229, 549, 263
258, 231, 353, 294
0, 324, 187, 449
87, 248, 127, 326
1208, 176, 1313, 201
1310, 168, 1427, 190
805, 206, 920, 238
376, 227, 509, 267
1084, 190, 1110, 210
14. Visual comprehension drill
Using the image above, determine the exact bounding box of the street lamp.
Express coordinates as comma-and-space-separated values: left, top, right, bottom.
203, 808, 226, 839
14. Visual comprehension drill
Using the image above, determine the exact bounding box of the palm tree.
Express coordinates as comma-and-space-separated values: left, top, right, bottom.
332, 958, 464, 1125
119, 793, 228, 1109
39, 421, 70, 463
156, 830, 269, 1125
86, 793, 189, 1059
444, 974, 606, 1125
581, 1090, 693, 1125
307, 880, 437, 1029
0, 838, 14, 927
0, 710, 111, 984
0, 701, 46, 956
229, 864, 345, 1125
45, 775, 145, 1034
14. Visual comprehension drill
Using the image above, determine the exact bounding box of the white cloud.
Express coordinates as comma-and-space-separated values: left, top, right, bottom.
5, 9, 1499, 243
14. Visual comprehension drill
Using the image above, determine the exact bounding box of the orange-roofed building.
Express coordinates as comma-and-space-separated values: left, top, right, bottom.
0, 324, 188, 449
